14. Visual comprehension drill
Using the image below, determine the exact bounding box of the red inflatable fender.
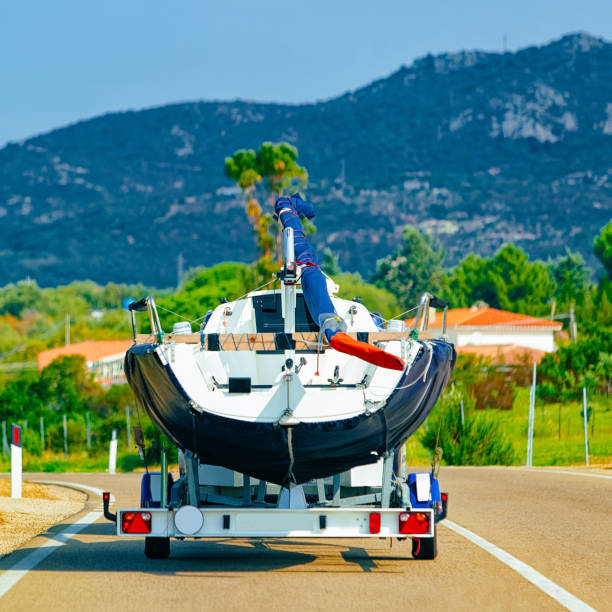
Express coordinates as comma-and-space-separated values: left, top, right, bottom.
329, 332, 405, 371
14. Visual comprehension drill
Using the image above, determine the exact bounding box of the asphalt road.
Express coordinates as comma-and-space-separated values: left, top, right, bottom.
0, 467, 609, 612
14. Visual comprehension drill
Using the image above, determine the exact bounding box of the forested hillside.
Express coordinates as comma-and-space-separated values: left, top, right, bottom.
1, 32, 611, 286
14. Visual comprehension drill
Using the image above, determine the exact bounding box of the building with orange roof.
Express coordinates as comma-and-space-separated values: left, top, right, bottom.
37, 340, 133, 385
407, 305, 562, 363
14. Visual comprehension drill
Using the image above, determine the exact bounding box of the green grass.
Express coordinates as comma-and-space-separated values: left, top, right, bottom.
475, 388, 612, 466
0, 450, 143, 473
2, 390, 609, 472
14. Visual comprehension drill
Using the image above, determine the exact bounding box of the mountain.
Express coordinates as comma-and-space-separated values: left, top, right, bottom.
1, 32, 611, 287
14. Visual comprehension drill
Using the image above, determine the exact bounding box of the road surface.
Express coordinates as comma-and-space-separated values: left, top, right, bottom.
0, 467, 609, 611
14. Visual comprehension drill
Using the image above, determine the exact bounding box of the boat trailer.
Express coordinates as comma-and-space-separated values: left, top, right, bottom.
103, 445, 448, 561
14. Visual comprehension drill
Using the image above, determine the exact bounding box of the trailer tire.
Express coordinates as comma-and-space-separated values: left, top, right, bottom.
411, 526, 437, 560
145, 537, 170, 559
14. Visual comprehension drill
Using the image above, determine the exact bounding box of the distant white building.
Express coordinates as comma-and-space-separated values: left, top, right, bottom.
37, 340, 132, 385
411, 306, 562, 364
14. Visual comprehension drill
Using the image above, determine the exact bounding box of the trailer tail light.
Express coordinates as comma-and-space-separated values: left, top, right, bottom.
121, 511, 152, 534
369, 513, 381, 534
441, 492, 448, 502
398, 512, 430, 534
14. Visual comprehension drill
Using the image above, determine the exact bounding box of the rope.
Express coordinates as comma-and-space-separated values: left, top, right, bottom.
284, 427, 297, 486
388, 305, 419, 321
155, 276, 278, 326
157, 304, 190, 321
366, 343, 434, 395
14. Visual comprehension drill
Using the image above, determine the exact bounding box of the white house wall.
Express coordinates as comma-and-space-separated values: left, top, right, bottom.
435, 328, 555, 352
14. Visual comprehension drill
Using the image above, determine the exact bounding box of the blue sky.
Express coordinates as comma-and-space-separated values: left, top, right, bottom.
1, 0, 611, 146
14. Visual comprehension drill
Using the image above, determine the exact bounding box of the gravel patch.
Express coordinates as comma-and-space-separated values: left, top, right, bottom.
0, 480, 86, 556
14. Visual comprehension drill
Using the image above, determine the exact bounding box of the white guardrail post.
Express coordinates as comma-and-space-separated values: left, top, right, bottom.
108, 429, 118, 474
11, 424, 22, 498
582, 387, 590, 466
526, 363, 536, 467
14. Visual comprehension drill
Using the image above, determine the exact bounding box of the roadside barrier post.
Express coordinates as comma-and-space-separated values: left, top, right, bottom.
63, 414, 69, 458
2, 421, 8, 455
526, 363, 536, 466
40, 416, 45, 450
582, 387, 590, 466
108, 429, 118, 474
460, 399, 465, 426
11, 424, 22, 498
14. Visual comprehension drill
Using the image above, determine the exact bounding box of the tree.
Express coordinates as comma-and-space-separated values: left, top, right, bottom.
593, 220, 612, 279
224, 143, 308, 273
155, 263, 253, 330
549, 250, 591, 311
447, 253, 493, 308
321, 248, 340, 277
447, 244, 555, 316
489, 245, 555, 316
335, 273, 402, 319
372, 225, 445, 308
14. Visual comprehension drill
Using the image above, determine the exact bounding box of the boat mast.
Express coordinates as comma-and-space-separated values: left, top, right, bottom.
281, 226, 297, 340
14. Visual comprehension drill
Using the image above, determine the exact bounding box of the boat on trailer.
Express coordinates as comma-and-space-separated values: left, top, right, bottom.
110, 195, 456, 560
126, 286, 455, 486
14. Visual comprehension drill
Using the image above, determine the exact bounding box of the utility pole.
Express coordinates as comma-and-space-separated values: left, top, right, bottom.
569, 303, 577, 343
86, 412, 91, 450
63, 414, 69, 458
582, 387, 590, 466
125, 406, 132, 449
177, 253, 185, 288
65, 313, 71, 346
2, 421, 8, 455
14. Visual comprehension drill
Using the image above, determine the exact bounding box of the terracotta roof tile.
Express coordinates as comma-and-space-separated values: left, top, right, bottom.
37, 340, 133, 370
407, 306, 561, 329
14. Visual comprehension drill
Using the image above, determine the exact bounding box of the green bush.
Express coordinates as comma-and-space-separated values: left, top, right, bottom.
22, 427, 43, 456
47, 420, 86, 453
421, 386, 515, 465
42, 459, 64, 472
119, 453, 143, 472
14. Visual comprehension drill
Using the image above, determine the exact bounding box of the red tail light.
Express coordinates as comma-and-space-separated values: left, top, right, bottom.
121, 511, 152, 534
369, 512, 381, 534
441, 492, 448, 502
398, 512, 430, 534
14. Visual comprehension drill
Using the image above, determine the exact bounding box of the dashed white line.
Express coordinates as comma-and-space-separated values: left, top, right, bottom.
443, 520, 597, 612
0, 481, 110, 599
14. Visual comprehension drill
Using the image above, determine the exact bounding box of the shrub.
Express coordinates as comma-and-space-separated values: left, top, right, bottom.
47, 420, 86, 453
42, 460, 64, 472
22, 427, 43, 456
421, 386, 515, 465
119, 453, 143, 472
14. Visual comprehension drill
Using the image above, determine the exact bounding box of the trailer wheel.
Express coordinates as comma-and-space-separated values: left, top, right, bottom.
411, 527, 437, 560
145, 537, 170, 559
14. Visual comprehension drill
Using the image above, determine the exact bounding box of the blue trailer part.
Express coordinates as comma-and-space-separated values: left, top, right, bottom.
407, 472, 448, 522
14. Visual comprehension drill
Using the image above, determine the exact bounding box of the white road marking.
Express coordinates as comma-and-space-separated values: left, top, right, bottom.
0, 481, 111, 599
511, 468, 612, 481
33, 480, 117, 503
443, 520, 597, 612
0, 510, 102, 599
